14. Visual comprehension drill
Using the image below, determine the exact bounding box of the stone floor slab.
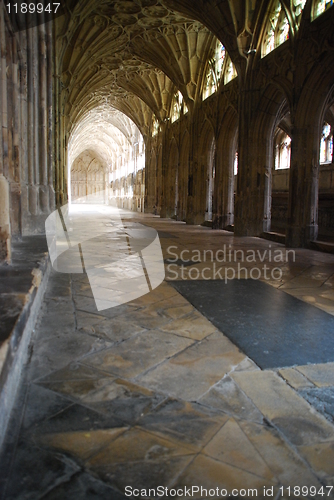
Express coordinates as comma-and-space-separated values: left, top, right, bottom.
36, 428, 128, 462
203, 417, 276, 481
42, 472, 126, 500
298, 442, 334, 480
238, 419, 322, 487
279, 367, 315, 390
171, 280, 334, 368
199, 376, 264, 423
82, 330, 194, 378
86, 427, 196, 467
2, 213, 334, 499
232, 370, 334, 446
137, 332, 246, 401
173, 454, 277, 500
296, 363, 334, 387
140, 398, 228, 449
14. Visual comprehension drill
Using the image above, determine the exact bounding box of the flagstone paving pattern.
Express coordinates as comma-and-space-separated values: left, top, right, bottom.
1, 211, 334, 499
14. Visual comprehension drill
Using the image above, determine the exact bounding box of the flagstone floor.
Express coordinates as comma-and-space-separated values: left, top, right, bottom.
1, 208, 334, 500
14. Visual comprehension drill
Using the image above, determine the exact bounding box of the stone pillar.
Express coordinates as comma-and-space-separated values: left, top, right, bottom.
27, 28, 38, 217
234, 83, 276, 237
213, 117, 237, 229
46, 20, 55, 212
159, 125, 168, 218
10, 36, 22, 237
0, 175, 11, 262
38, 21, 49, 213
286, 124, 319, 247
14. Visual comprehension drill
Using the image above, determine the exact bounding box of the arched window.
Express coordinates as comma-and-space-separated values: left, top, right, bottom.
203, 40, 227, 100
215, 41, 226, 81
262, 2, 290, 57
152, 118, 159, 137
202, 40, 236, 99
278, 16, 290, 45
234, 152, 239, 175
171, 91, 185, 123
320, 123, 333, 164
274, 128, 291, 169
203, 65, 217, 100
312, 0, 333, 19
224, 54, 237, 85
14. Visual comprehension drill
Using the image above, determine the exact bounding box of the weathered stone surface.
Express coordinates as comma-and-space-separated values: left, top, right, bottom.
2, 219, 334, 499
199, 376, 264, 423
279, 367, 315, 390
296, 363, 334, 388
298, 387, 334, 424
83, 329, 194, 378
232, 370, 334, 446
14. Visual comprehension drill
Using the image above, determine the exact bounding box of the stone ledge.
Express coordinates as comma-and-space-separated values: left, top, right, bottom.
0, 236, 50, 450
309, 240, 334, 254
261, 231, 286, 245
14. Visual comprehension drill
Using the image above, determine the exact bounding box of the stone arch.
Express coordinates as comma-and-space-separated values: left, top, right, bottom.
214, 106, 238, 229
287, 53, 334, 246
235, 82, 290, 236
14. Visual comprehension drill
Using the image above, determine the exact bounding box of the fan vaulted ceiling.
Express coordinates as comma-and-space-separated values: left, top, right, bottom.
57, 0, 270, 144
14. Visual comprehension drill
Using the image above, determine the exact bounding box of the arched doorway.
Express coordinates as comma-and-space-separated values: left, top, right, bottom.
271, 113, 292, 235
70, 150, 106, 204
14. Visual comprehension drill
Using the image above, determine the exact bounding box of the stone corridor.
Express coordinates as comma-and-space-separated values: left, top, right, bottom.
1, 209, 334, 499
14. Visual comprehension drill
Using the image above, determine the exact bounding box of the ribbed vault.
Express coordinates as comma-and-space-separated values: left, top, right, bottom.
56, 0, 249, 136
68, 106, 142, 168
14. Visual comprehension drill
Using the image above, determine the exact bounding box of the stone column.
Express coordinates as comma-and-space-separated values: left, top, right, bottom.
38, 20, 49, 214
27, 27, 38, 218
286, 123, 320, 247
46, 20, 55, 211
0, 175, 11, 262
213, 114, 237, 229
234, 80, 277, 237
19, 29, 29, 230
9, 35, 22, 237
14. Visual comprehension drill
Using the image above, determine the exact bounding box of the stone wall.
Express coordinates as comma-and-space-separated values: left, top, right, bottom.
0, 5, 55, 262
271, 165, 334, 238
143, 7, 334, 246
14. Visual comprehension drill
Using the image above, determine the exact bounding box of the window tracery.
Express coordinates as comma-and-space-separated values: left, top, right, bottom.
202, 40, 236, 100
262, 2, 290, 57
293, 0, 307, 17
313, 0, 333, 19
202, 65, 217, 100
